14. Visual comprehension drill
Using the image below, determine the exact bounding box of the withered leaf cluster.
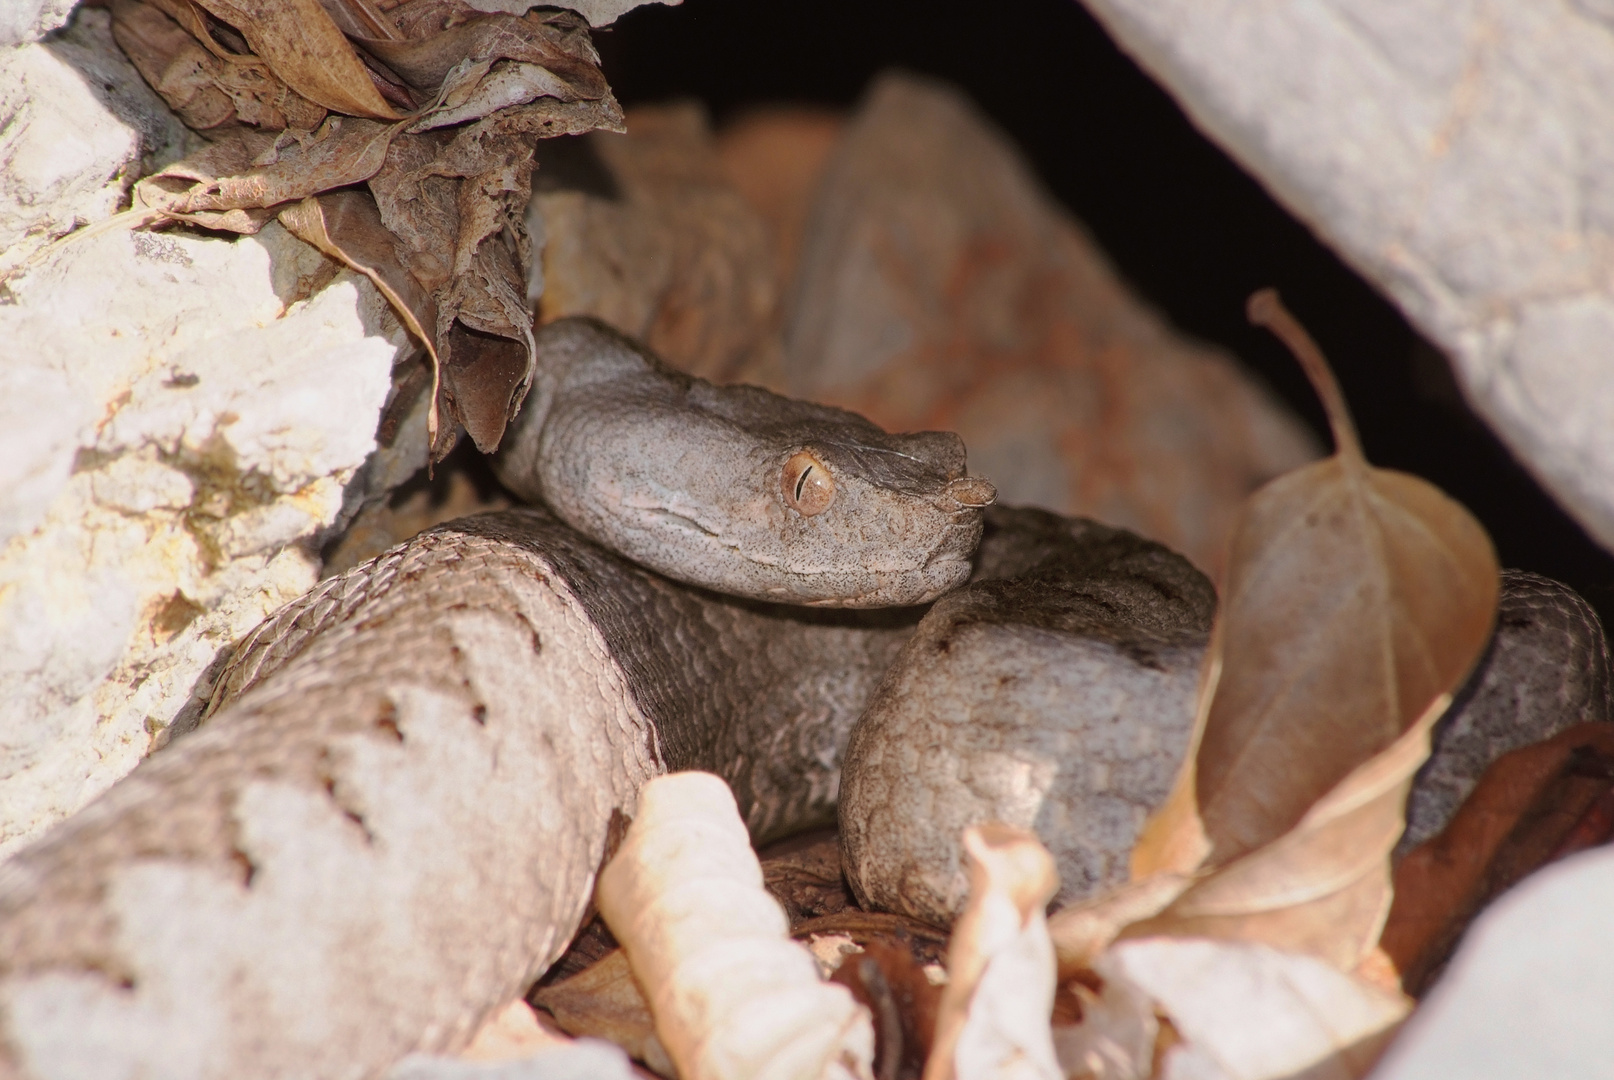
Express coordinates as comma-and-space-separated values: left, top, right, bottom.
110, 0, 626, 455
1048, 291, 1501, 983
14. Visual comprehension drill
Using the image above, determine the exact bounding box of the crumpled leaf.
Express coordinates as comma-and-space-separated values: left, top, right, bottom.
112, 0, 624, 455
594, 772, 875, 1080
136, 116, 401, 218
191, 0, 403, 118
1049, 290, 1500, 973
369, 97, 622, 454
924, 825, 1061, 1080
110, 0, 329, 131
362, 7, 606, 94
1080, 939, 1411, 1080
1380, 722, 1614, 995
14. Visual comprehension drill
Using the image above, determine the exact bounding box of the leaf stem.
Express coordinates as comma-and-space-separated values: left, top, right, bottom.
1247, 288, 1363, 461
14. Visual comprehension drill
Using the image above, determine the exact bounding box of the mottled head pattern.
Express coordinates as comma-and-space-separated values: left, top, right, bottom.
495, 318, 995, 607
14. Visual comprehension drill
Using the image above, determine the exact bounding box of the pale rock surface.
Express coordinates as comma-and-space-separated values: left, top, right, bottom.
0, 0, 75, 46
0, 7, 199, 278
784, 74, 1320, 581
1075, 0, 1614, 556
0, 222, 401, 859
1371, 846, 1614, 1079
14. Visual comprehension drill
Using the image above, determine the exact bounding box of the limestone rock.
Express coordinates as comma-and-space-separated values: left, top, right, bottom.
0, 222, 401, 859
0, 0, 75, 46
783, 73, 1320, 581
1075, 0, 1614, 557
0, 8, 198, 279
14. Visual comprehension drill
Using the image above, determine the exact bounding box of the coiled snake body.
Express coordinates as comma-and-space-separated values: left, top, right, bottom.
0, 321, 1603, 1080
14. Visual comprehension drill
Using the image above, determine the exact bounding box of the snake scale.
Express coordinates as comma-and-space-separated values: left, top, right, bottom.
0, 320, 1605, 1080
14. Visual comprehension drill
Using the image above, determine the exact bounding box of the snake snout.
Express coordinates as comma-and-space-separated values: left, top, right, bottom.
937, 476, 997, 510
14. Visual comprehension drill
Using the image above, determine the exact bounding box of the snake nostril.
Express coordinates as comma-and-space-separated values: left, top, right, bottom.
941, 476, 996, 509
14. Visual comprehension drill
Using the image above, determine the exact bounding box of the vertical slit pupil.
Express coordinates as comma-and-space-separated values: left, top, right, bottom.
795, 466, 813, 502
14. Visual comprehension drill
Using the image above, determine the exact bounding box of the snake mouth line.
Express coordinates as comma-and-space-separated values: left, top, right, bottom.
642, 506, 723, 538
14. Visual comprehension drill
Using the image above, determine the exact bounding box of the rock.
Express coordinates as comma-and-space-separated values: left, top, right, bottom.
0, 221, 402, 860
0, 7, 199, 279
1074, 0, 1614, 557
530, 103, 781, 384
1372, 845, 1614, 1080
0, 0, 75, 46
715, 106, 846, 289
838, 506, 1217, 927
783, 73, 1320, 581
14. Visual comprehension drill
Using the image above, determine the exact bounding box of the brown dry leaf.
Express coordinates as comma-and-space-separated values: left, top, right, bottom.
791, 911, 952, 1080
191, 0, 403, 118
1381, 721, 1614, 994
368, 97, 622, 454
1050, 290, 1499, 973
532, 949, 676, 1077
924, 824, 1061, 1080
112, 0, 624, 454
111, 0, 329, 131
136, 116, 401, 220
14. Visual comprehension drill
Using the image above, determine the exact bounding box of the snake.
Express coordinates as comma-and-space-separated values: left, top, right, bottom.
0, 319, 1604, 1080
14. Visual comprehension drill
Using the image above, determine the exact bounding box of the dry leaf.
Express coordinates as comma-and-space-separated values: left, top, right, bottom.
790, 911, 952, 1080
136, 116, 401, 220
594, 772, 875, 1080
532, 949, 676, 1077
1380, 721, 1614, 994
924, 825, 1061, 1080
361, 9, 606, 97
191, 0, 403, 118
1091, 939, 1410, 1080
1051, 290, 1499, 973
110, 0, 329, 131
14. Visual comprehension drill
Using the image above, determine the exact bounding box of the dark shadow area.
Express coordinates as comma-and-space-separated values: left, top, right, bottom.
596, 0, 1614, 624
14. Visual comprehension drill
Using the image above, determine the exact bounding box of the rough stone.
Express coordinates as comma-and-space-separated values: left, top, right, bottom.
1076, 0, 1614, 557
0, 222, 402, 860
0, 0, 75, 46
0, 7, 199, 279
782, 73, 1320, 581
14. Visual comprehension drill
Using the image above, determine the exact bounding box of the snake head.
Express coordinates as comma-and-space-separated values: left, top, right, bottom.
496, 318, 996, 609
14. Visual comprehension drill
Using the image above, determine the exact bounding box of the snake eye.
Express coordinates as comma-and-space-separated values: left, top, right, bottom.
781, 451, 834, 516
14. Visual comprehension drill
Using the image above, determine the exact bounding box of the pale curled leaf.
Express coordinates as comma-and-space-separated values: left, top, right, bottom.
1091, 939, 1410, 1080
925, 825, 1061, 1080
1124, 693, 1451, 969
1110, 290, 1499, 969
192, 0, 403, 118
595, 772, 875, 1080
